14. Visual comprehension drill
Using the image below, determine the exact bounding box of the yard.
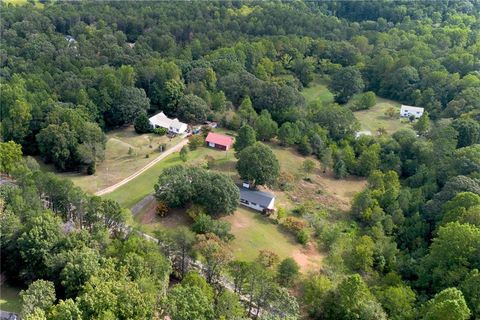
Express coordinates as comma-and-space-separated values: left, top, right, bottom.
134, 202, 323, 273
40, 126, 182, 194
104, 145, 234, 208
354, 98, 411, 135
223, 208, 323, 272
0, 283, 21, 314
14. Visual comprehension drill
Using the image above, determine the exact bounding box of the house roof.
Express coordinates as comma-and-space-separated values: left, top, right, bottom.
205, 132, 233, 147
239, 187, 275, 208
400, 105, 424, 113
149, 112, 172, 128
149, 112, 187, 131
170, 118, 187, 130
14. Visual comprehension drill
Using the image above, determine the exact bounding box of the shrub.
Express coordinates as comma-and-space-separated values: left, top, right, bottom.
296, 229, 310, 245
156, 202, 169, 217
276, 207, 287, 221
154, 127, 168, 136
283, 216, 306, 233
87, 162, 96, 175
350, 91, 376, 111
191, 213, 234, 241
303, 159, 316, 173
134, 113, 153, 133
189, 135, 204, 150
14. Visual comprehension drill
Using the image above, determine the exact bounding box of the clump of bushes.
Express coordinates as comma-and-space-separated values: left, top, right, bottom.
282, 216, 311, 245
154, 127, 168, 136
349, 91, 376, 111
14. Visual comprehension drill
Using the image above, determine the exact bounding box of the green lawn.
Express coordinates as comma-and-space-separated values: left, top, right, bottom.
104, 146, 235, 209
0, 283, 22, 314
302, 78, 334, 105
222, 208, 299, 261
354, 98, 411, 134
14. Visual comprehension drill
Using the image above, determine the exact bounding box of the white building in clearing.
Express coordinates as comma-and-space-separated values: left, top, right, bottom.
355, 130, 372, 139
400, 105, 424, 119
148, 112, 188, 134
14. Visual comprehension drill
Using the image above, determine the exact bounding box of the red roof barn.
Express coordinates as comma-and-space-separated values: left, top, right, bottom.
205, 132, 234, 150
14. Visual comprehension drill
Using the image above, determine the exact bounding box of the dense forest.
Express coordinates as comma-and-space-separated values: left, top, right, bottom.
1, 1, 480, 319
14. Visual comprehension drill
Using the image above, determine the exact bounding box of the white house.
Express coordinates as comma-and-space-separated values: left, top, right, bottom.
400, 105, 424, 119
169, 119, 188, 134
239, 186, 275, 212
148, 112, 187, 134
355, 130, 372, 139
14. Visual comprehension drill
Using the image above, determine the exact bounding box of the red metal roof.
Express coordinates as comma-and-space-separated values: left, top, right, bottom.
205, 132, 233, 147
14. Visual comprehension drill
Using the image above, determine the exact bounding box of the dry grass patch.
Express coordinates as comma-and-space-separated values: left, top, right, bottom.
354, 98, 411, 135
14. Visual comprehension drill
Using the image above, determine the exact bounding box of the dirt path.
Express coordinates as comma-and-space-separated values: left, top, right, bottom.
95, 138, 188, 196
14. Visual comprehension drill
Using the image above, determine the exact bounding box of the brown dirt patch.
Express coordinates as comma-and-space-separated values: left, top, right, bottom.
291, 242, 325, 273
139, 203, 193, 229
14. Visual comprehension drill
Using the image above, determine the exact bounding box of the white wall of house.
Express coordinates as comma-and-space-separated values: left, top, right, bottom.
240, 200, 264, 211
400, 105, 424, 118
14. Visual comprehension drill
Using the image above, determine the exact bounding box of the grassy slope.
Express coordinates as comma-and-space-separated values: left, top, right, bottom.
222, 208, 299, 261
0, 283, 21, 314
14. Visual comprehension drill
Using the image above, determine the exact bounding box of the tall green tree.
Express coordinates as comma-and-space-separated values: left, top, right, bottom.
20, 280, 56, 318
236, 142, 280, 187
0, 141, 23, 174
254, 110, 278, 141
330, 66, 365, 103
234, 124, 256, 156
421, 288, 470, 320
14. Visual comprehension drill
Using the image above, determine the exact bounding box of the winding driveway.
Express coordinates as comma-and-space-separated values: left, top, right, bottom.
95, 138, 189, 196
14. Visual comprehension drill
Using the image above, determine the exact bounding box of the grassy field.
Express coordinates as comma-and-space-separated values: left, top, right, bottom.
302, 78, 334, 105
104, 146, 234, 209
40, 127, 180, 194
0, 283, 22, 314
1, 0, 44, 8
223, 208, 300, 259
354, 98, 411, 135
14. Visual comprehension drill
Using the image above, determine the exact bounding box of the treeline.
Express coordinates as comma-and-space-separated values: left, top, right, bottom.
0, 142, 299, 319
1, 1, 479, 172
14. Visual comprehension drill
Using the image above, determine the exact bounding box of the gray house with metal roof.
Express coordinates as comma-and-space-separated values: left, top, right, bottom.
239, 186, 275, 212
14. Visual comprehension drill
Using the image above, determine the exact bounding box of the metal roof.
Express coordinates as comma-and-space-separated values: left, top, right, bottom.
239, 187, 275, 208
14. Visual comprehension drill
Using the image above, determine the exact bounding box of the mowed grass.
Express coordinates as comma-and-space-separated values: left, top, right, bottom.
0, 283, 22, 314
354, 98, 411, 134
222, 208, 298, 261
42, 126, 180, 194
302, 78, 334, 105
104, 146, 235, 209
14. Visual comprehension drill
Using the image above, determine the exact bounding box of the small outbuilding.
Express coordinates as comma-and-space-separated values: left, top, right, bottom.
400, 105, 424, 118
205, 132, 234, 150
239, 186, 275, 212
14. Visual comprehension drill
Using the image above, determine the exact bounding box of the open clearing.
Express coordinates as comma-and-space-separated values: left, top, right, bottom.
354, 98, 411, 134
223, 208, 323, 272
269, 144, 366, 210
40, 126, 181, 194
0, 283, 21, 314
302, 78, 334, 105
